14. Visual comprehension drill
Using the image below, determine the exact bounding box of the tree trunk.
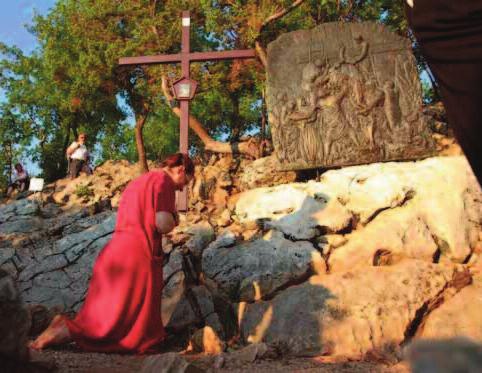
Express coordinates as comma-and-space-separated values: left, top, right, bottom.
229, 94, 241, 142
173, 105, 262, 158
135, 108, 149, 173
62, 122, 72, 175
161, 76, 263, 159
6, 141, 13, 184
72, 125, 78, 140
63, 123, 72, 155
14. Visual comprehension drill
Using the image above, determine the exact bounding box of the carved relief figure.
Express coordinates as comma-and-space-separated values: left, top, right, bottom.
289, 59, 328, 123
317, 71, 355, 162
267, 22, 435, 169
382, 81, 402, 131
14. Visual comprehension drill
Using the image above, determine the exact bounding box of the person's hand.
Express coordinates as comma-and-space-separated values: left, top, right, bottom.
156, 211, 176, 234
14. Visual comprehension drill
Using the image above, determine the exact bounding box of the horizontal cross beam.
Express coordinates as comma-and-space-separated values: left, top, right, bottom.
119, 49, 256, 66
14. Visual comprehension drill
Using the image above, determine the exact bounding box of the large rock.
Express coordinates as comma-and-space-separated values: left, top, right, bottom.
189, 155, 297, 211
0, 199, 43, 235
0, 270, 31, 364
183, 221, 215, 259
405, 338, 482, 373
190, 156, 234, 209
420, 277, 482, 342
16, 213, 116, 309
236, 183, 352, 240
47, 159, 141, 208
0, 199, 40, 224
235, 156, 482, 265
203, 231, 322, 302
238, 155, 297, 191
328, 156, 481, 269
142, 352, 206, 373
239, 260, 468, 358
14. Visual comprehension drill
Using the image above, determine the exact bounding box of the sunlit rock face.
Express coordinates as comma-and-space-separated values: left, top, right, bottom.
0, 155, 481, 361
235, 156, 481, 267
238, 260, 464, 358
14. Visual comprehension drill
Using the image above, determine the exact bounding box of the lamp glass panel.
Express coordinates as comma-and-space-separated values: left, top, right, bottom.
178, 83, 191, 98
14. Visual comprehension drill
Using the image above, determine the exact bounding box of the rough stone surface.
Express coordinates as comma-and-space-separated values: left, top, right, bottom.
190, 326, 225, 354
238, 155, 297, 191
0, 152, 480, 365
48, 159, 143, 209
236, 183, 352, 240
239, 260, 462, 358
405, 338, 482, 373
0, 270, 30, 363
235, 157, 482, 266
203, 231, 319, 301
162, 271, 195, 330
141, 352, 205, 373
267, 22, 435, 170
14, 213, 116, 309
183, 221, 215, 258
420, 276, 482, 342
0, 199, 40, 224
327, 157, 481, 269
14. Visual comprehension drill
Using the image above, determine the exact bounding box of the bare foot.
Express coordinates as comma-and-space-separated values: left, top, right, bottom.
29, 315, 71, 350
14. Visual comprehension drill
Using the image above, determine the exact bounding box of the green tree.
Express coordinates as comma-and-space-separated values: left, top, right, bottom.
0, 0, 435, 183
0, 105, 32, 192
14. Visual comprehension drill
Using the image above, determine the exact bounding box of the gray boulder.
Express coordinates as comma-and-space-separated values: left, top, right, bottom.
203, 231, 320, 301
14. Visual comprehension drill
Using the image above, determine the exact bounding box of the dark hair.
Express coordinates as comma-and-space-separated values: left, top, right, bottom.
160, 153, 194, 176
14, 163, 23, 171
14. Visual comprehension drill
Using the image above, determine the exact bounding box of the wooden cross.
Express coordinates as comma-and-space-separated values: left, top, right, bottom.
119, 11, 256, 211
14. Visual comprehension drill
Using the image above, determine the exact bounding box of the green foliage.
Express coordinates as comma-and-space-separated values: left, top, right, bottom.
0, 104, 33, 191
143, 107, 180, 162
421, 79, 440, 105
0, 0, 426, 185
74, 183, 94, 198
98, 121, 137, 163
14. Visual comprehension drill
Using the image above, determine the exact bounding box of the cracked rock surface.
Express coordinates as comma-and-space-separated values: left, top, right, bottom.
0, 155, 481, 364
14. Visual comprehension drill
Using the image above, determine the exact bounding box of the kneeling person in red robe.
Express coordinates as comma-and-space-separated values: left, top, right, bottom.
30, 153, 194, 353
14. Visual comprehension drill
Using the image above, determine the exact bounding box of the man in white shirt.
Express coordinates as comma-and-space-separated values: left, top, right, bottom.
66, 133, 92, 179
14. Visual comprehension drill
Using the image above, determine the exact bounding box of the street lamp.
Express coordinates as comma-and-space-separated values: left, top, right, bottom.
172, 77, 198, 100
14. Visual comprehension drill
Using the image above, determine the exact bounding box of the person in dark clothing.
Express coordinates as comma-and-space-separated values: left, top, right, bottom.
405, 0, 482, 185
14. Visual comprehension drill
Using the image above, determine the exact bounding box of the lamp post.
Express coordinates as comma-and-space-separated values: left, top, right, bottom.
119, 10, 256, 210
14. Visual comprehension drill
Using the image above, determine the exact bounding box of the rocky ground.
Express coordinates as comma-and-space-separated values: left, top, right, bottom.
29, 347, 410, 373
1, 131, 481, 372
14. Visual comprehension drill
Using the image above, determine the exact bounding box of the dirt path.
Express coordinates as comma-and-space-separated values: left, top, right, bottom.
31, 347, 410, 373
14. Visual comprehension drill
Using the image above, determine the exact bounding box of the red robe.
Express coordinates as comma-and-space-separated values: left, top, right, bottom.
65, 170, 176, 353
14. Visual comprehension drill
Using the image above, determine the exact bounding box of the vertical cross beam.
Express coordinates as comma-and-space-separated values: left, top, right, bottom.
119, 10, 257, 212
177, 11, 191, 210
180, 11, 190, 155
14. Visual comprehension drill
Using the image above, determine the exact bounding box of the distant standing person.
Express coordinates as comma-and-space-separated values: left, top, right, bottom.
6, 163, 29, 196
29, 153, 194, 353
66, 133, 92, 179
405, 0, 482, 185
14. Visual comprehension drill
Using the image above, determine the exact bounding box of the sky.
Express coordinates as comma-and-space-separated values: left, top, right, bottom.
0, 2, 57, 176
0, 0, 57, 53
0, 1, 134, 175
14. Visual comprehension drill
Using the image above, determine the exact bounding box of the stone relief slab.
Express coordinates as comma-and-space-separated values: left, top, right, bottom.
267, 22, 435, 170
